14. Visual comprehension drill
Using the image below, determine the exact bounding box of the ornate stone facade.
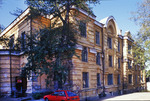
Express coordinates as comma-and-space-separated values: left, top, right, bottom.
0, 8, 146, 98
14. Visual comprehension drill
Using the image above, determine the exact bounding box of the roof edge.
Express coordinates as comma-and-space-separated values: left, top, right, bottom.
0, 8, 30, 37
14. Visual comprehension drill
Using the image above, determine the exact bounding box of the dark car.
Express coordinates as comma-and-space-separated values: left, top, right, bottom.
43, 90, 80, 101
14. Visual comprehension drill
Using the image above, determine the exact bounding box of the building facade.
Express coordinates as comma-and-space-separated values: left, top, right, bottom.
0, 8, 146, 98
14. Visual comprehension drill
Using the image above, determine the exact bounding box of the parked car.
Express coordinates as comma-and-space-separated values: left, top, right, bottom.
43, 90, 80, 101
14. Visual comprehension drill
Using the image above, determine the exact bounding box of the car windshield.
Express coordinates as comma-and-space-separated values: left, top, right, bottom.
52, 91, 66, 96
67, 91, 77, 97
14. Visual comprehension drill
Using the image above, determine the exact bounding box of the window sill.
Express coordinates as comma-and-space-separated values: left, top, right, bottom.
82, 61, 88, 63
96, 64, 101, 66
96, 44, 101, 46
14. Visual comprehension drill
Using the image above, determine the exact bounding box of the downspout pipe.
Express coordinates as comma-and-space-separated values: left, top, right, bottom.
9, 49, 12, 96
101, 28, 105, 96
122, 36, 124, 93
30, 10, 33, 94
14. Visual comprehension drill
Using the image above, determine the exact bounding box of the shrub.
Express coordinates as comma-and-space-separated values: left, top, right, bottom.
32, 92, 42, 99
32, 89, 54, 99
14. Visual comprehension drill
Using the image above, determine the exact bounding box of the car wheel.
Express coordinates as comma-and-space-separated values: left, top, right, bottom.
45, 98, 49, 101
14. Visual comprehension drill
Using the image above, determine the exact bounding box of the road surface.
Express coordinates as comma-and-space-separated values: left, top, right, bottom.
100, 92, 150, 101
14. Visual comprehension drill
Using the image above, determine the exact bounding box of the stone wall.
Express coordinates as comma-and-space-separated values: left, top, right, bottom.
0, 54, 20, 96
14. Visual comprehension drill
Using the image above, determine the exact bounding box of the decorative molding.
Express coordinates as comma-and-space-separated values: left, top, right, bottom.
71, 6, 96, 20
76, 44, 83, 50
89, 48, 97, 54
118, 35, 123, 39
123, 36, 134, 42
94, 21, 103, 28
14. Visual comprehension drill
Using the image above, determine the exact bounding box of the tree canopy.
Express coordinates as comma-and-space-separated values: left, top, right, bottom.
132, 0, 150, 69
16, 0, 100, 89
0, 25, 4, 33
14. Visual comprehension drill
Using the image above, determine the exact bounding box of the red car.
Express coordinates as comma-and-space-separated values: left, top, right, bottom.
43, 90, 80, 101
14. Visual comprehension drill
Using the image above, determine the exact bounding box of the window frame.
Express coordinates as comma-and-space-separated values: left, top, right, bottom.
9, 34, 14, 49
117, 74, 121, 85
128, 59, 132, 69
83, 72, 89, 88
107, 37, 112, 49
82, 47, 88, 62
128, 74, 132, 84
108, 74, 113, 85
118, 58, 121, 69
118, 41, 120, 52
109, 55, 113, 67
128, 44, 132, 54
135, 75, 137, 84
80, 21, 86, 37
21, 31, 26, 51
97, 73, 101, 87
135, 65, 137, 70
95, 31, 100, 45
96, 52, 101, 65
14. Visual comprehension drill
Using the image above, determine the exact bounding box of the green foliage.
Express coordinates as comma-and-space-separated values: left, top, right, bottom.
132, 43, 146, 67
32, 89, 53, 99
32, 92, 42, 99
17, 0, 100, 89
0, 25, 4, 33
146, 70, 150, 78
0, 34, 10, 48
20, 23, 77, 88
131, 0, 150, 69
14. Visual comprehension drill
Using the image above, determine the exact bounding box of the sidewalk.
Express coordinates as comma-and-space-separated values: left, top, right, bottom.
0, 96, 44, 101
99, 92, 150, 101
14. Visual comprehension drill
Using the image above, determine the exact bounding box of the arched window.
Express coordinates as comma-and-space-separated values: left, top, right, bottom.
108, 25, 114, 34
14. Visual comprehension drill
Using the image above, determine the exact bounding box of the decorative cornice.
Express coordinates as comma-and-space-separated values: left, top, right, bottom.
71, 6, 96, 20
94, 20, 103, 28
123, 36, 134, 42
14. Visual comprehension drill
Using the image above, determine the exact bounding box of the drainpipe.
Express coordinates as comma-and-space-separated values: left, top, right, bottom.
30, 10, 33, 93
101, 28, 105, 96
121, 36, 124, 94
9, 49, 12, 96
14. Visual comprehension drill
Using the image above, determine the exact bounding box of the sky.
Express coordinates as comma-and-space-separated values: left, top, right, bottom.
0, 0, 141, 37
